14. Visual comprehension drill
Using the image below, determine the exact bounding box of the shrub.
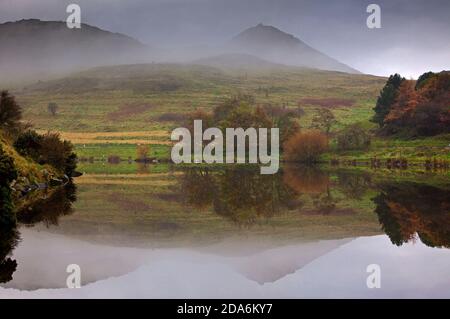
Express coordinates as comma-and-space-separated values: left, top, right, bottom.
0, 145, 18, 184
47, 102, 59, 116
39, 132, 77, 175
14, 130, 77, 176
283, 131, 328, 163
0, 145, 17, 227
311, 108, 337, 135
337, 124, 371, 151
14, 130, 43, 160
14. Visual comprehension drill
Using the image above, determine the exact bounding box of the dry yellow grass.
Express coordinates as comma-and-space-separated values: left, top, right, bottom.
60, 131, 169, 138
36, 130, 171, 145
66, 138, 171, 145
76, 173, 177, 186
79, 172, 182, 179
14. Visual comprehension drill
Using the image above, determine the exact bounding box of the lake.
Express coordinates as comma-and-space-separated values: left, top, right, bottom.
1, 165, 449, 298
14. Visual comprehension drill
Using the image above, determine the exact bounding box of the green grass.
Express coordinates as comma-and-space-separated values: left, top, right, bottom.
14, 64, 386, 133
325, 134, 450, 162
75, 143, 170, 160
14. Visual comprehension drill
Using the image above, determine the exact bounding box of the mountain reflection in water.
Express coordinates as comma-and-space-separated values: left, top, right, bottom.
0, 165, 449, 296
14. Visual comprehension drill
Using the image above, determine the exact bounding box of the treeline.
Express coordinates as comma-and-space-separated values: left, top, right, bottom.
372, 71, 450, 137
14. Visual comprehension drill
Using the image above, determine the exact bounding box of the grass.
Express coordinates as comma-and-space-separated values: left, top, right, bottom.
9, 63, 449, 163
325, 134, 450, 162
15, 64, 385, 133
75, 143, 170, 161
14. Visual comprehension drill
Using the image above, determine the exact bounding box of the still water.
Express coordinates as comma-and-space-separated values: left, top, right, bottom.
1, 165, 449, 298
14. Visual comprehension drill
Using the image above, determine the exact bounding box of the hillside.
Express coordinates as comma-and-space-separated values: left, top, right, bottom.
14, 63, 385, 132
0, 19, 151, 84
23, 63, 231, 94
193, 53, 290, 71
229, 24, 359, 74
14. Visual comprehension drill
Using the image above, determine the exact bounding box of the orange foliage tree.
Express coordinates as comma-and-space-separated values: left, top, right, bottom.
382, 71, 450, 136
283, 130, 328, 163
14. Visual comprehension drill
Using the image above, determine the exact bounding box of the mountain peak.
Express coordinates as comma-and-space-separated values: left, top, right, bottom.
230, 24, 359, 74
233, 24, 301, 47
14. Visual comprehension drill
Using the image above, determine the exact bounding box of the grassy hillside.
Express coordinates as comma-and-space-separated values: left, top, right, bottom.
15, 63, 384, 132
10, 63, 449, 163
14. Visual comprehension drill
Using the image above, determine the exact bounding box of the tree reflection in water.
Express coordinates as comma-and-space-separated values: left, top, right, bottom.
180, 166, 450, 248
17, 182, 77, 227
0, 183, 77, 283
373, 182, 450, 248
0, 225, 19, 284
180, 166, 299, 226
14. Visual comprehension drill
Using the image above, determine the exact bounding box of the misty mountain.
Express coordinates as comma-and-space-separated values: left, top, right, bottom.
228, 24, 359, 74
0, 19, 152, 83
0, 19, 361, 85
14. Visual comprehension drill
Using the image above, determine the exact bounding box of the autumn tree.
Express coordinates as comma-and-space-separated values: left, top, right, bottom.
412, 71, 450, 136
382, 80, 420, 134
381, 71, 450, 136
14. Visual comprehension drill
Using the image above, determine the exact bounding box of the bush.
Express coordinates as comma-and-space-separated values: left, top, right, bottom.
337, 124, 371, 151
283, 131, 328, 163
311, 108, 337, 135
0, 145, 17, 227
13, 130, 77, 176
0, 145, 18, 184
13, 130, 43, 160
47, 102, 58, 116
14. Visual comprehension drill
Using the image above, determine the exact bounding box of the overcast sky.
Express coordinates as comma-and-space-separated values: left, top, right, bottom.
1, 0, 449, 77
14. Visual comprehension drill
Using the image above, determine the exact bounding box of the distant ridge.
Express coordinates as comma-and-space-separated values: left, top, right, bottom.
0, 19, 151, 82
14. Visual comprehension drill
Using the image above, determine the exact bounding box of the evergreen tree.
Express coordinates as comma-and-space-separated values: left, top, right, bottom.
372, 74, 404, 127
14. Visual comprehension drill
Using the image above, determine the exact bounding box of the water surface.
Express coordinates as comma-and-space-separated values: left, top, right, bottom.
1, 165, 449, 298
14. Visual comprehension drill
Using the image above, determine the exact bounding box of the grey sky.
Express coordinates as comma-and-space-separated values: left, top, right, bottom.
1, 0, 449, 77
